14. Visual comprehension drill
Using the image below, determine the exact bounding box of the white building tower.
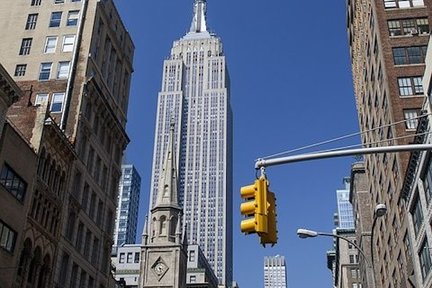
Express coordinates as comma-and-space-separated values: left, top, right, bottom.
147, 0, 232, 285
264, 255, 288, 288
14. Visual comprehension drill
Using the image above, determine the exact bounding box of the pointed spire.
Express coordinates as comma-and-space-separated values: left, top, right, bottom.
154, 119, 180, 209
190, 0, 207, 33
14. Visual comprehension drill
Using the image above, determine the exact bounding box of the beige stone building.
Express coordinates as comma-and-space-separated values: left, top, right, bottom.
0, 0, 134, 287
347, 0, 431, 286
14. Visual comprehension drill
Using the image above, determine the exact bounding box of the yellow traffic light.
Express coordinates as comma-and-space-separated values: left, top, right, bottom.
240, 177, 268, 234
260, 190, 278, 246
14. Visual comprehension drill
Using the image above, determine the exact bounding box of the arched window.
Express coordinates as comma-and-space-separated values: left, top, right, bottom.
42, 154, 51, 181
37, 254, 51, 288
170, 216, 177, 237
17, 238, 32, 277
37, 148, 46, 176
152, 217, 157, 237
160, 216, 167, 235
27, 246, 42, 284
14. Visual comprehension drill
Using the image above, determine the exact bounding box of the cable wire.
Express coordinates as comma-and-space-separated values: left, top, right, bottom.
260, 112, 432, 160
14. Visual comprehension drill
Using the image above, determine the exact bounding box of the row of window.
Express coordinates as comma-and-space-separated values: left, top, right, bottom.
384, 0, 424, 9
15, 61, 71, 83
19, 35, 76, 56
388, 18, 429, 36
118, 251, 140, 264
49, 11, 79, 28
31, 0, 81, 5
398, 76, 423, 96
35, 92, 65, 113
392, 46, 428, 65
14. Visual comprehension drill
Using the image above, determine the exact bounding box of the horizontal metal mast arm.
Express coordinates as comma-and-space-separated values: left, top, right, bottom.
255, 144, 432, 169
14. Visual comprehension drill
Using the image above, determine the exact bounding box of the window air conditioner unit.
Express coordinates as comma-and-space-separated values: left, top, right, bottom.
410, 28, 419, 35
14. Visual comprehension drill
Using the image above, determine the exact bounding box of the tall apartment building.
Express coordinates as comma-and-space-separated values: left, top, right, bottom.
147, 0, 232, 285
113, 164, 141, 247
347, 0, 431, 286
263, 255, 287, 288
336, 177, 355, 229
0, 0, 134, 287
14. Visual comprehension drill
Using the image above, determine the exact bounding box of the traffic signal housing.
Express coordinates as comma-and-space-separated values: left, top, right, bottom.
240, 177, 268, 234
260, 190, 278, 246
240, 176, 278, 246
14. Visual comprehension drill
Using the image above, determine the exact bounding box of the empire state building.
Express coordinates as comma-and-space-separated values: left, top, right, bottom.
147, 0, 232, 285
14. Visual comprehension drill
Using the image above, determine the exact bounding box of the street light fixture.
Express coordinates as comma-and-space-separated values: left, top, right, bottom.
296, 228, 373, 269
297, 204, 387, 288
371, 203, 387, 265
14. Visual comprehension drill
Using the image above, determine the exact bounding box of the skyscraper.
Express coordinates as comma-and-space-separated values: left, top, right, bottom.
114, 164, 142, 246
347, 0, 430, 286
147, 0, 232, 285
335, 177, 354, 229
264, 255, 287, 288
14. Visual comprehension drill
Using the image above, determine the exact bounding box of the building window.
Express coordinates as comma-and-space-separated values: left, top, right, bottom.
35, 93, 48, 105
67, 10, 79, 26
49, 12, 62, 27
127, 252, 132, 263
411, 194, 424, 235
57, 61, 70, 79
398, 76, 423, 96
31, 0, 42, 5
393, 46, 428, 65
50, 92, 65, 112
134, 252, 140, 263
0, 220, 17, 252
62, 35, 75, 52
388, 18, 429, 36
19, 38, 32, 55
54, 0, 64, 3
190, 275, 196, 283
39, 62, 52, 81
189, 250, 195, 262
384, 0, 424, 9
119, 253, 125, 263
0, 163, 27, 202
25, 14, 38, 30
419, 239, 432, 279
404, 109, 419, 129
14, 64, 27, 77
44, 36, 57, 53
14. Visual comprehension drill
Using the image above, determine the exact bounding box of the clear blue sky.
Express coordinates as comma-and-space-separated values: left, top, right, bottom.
115, 1, 359, 287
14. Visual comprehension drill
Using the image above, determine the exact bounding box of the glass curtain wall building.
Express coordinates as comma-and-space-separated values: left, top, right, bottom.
147, 0, 233, 285
336, 177, 355, 229
114, 164, 141, 246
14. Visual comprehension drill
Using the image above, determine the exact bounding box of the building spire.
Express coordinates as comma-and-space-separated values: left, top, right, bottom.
190, 0, 207, 33
154, 119, 180, 209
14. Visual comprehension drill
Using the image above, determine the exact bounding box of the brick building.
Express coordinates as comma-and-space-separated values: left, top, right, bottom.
347, 0, 431, 286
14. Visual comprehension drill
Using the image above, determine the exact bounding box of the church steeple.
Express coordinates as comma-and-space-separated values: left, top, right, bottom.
153, 119, 180, 210
189, 0, 208, 33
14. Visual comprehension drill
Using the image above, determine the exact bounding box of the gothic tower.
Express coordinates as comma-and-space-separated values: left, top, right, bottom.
140, 121, 187, 288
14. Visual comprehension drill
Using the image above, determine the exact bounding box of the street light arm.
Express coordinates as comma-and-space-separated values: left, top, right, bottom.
255, 144, 432, 169
317, 232, 373, 269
